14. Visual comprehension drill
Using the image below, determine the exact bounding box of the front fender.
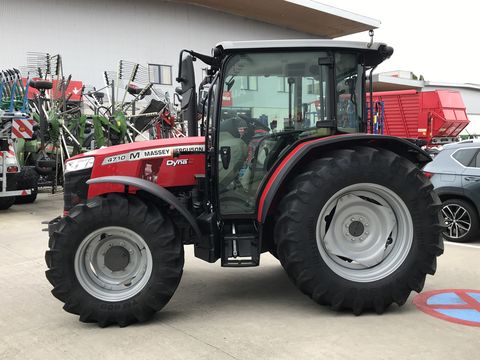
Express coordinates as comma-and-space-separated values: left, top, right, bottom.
257, 134, 431, 223
86, 176, 202, 240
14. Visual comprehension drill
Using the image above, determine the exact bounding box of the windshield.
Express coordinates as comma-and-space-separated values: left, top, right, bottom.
217, 51, 364, 215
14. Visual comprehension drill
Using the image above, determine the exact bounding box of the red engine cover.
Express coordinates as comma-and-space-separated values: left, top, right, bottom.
76, 137, 205, 198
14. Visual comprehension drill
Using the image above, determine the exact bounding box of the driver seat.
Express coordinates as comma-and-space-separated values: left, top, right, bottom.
29, 79, 53, 91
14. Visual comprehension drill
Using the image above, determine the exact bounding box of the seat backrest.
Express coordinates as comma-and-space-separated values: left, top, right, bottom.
131, 99, 166, 131
29, 80, 53, 91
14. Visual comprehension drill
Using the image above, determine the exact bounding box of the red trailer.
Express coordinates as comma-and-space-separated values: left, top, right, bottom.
369, 90, 469, 146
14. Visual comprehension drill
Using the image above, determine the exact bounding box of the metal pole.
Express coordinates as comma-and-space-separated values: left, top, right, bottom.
369, 66, 377, 134
2, 151, 6, 193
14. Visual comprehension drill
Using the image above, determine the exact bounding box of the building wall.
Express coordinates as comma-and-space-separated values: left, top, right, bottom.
0, 0, 314, 92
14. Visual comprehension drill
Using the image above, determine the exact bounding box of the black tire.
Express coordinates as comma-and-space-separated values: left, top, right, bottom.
15, 167, 39, 204
441, 198, 479, 243
0, 173, 17, 210
274, 146, 443, 315
0, 196, 15, 210
35, 157, 56, 176
269, 248, 279, 260
45, 193, 184, 327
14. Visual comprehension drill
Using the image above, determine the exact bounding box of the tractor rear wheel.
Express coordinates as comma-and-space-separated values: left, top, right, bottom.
274, 146, 443, 315
45, 193, 184, 327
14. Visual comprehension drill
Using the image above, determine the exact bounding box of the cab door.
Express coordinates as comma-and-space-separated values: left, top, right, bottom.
216, 50, 341, 217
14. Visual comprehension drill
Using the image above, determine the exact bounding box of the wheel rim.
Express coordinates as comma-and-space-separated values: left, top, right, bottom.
74, 226, 153, 302
316, 183, 413, 283
442, 204, 471, 239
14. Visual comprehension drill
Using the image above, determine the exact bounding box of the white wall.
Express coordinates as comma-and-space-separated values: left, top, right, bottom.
0, 0, 314, 92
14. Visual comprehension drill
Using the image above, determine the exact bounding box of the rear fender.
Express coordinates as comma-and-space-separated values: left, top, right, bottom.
257, 134, 431, 223
86, 176, 202, 239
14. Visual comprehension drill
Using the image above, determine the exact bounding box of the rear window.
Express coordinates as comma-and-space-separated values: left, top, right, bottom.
452, 148, 478, 166
474, 151, 480, 168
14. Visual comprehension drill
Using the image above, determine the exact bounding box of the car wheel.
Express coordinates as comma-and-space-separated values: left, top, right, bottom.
441, 199, 479, 243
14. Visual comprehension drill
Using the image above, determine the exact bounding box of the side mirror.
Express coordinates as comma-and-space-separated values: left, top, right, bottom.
220, 146, 231, 169
176, 52, 197, 136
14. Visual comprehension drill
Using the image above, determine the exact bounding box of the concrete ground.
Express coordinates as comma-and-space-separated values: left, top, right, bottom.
0, 192, 479, 360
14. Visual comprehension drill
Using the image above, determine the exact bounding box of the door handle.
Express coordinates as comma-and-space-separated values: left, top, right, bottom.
464, 177, 480, 182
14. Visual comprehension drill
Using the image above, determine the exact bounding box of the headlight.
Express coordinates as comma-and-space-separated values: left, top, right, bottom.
0, 154, 18, 172
65, 157, 95, 173
1, 156, 18, 166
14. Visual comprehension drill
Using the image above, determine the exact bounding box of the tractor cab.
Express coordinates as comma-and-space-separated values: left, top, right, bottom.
176, 40, 394, 265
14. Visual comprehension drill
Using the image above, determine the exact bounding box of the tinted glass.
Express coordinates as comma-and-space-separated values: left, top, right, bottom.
474, 150, 480, 168
452, 148, 478, 166
335, 52, 362, 133
217, 51, 363, 215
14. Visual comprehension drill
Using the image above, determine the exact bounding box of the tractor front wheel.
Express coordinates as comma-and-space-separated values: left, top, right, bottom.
274, 146, 443, 314
45, 194, 184, 327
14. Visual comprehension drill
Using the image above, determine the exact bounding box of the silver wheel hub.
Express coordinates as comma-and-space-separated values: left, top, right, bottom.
442, 204, 471, 239
74, 226, 153, 302
316, 183, 413, 282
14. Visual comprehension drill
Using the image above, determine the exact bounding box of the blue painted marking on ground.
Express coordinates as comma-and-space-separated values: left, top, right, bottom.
467, 292, 480, 303
427, 292, 466, 306
435, 309, 480, 323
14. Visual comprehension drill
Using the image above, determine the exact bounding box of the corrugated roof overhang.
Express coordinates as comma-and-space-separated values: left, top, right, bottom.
372, 74, 424, 92
172, 0, 380, 38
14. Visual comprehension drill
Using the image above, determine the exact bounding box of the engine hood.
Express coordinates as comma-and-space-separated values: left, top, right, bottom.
70, 137, 205, 163
80, 136, 206, 198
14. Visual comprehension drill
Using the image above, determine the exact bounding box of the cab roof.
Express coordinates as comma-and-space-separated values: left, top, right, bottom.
217, 39, 384, 51
215, 39, 393, 67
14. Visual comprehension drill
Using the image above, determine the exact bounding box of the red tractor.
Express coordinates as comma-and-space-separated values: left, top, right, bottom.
45, 40, 443, 327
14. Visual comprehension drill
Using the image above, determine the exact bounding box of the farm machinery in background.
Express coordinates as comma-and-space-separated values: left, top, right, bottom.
0, 67, 38, 209
0, 54, 183, 209
367, 90, 470, 152
81, 60, 182, 150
